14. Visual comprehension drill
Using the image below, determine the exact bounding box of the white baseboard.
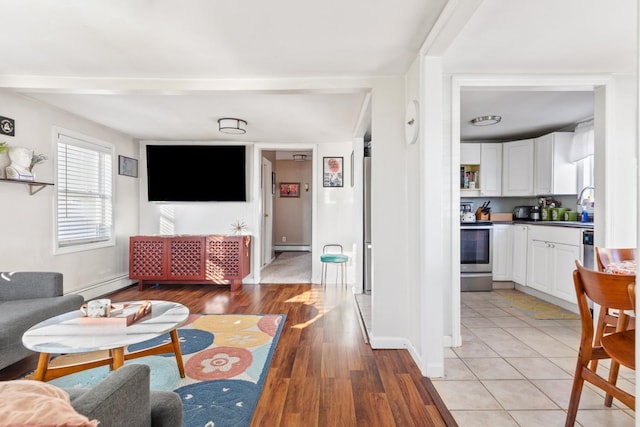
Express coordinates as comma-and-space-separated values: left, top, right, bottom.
273, 245, 311, 251
368, 336, 409, 349
68, 274, 134, 300
514, 283, 579, 314
443, 335, 454, 348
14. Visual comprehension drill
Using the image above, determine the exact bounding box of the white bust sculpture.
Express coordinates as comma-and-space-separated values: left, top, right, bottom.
5, 146, 34, 181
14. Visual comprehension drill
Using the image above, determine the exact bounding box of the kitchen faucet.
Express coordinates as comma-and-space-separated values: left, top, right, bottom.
577, 185, 595, 210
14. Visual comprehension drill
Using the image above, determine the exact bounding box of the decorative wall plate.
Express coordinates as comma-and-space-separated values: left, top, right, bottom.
405, 100, 419, 145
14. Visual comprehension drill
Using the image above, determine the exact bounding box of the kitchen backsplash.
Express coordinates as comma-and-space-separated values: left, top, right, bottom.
460, 195, 579, 215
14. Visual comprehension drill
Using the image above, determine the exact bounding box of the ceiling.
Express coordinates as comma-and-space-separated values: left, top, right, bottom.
0, 0, 446, 143
460, 90, 594, 142
0, 1, 636, 144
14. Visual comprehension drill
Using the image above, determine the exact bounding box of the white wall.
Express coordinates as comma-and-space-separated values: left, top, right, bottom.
0, 89, 139, 297
316, 143, 357, 284
368, 77, 412, 347
138, 140, 359, 285
596, 75, 638, 248
404, 58, 424, 358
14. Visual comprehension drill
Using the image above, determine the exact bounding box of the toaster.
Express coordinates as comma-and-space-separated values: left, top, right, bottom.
512, 206, 531, 220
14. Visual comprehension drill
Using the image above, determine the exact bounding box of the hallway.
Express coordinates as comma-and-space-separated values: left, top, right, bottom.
260, 251, 312, 284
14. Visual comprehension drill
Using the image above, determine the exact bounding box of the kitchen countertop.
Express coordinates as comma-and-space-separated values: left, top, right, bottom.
507, 220, 594, 229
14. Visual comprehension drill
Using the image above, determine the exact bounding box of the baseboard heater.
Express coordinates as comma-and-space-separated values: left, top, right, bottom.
69, 274, 133, 300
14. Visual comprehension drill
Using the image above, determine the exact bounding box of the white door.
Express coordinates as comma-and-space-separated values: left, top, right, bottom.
261, 157, 274, 266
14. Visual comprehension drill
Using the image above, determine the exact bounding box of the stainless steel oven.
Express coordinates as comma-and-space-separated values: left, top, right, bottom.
461, 223, 493, 291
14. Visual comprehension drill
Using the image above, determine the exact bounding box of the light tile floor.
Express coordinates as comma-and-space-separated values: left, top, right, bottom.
432, 290, 636, 427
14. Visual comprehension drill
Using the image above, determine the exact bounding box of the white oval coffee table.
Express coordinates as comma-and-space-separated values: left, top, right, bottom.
22, 300, 189, 381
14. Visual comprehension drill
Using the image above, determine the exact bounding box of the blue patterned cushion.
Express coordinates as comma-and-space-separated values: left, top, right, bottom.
321, 254, 348, 263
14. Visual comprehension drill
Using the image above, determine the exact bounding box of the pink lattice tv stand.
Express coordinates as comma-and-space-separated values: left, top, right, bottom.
129, 235, 251, 291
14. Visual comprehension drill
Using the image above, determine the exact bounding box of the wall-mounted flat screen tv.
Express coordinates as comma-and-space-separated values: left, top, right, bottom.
146, 145, 246, 202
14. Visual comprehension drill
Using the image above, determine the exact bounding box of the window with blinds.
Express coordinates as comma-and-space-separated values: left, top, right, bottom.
56, 131, 114, 250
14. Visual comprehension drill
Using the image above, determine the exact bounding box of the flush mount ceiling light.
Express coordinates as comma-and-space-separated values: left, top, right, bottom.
293, 154, 307, 161
218, 118, 247, 134
470, 115, 502, 126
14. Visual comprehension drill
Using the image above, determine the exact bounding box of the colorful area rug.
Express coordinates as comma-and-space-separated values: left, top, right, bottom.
493, 289, 580, 320
37, 314, 285, 427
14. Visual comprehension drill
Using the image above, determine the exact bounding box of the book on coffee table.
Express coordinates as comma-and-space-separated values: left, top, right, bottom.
77, 301, 152, 327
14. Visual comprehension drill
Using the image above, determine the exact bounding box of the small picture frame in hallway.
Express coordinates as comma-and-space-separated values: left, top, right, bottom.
279, 182, 300, 197
323, 156, 343, 187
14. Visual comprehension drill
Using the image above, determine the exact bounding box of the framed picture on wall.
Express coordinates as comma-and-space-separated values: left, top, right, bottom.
279, 182, 300, 197
323, 156, 343, 187
118, 155, 138, 177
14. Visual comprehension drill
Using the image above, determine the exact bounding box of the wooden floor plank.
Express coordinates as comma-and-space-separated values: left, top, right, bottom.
319, 378, 357, 426
375, 353, 419, 427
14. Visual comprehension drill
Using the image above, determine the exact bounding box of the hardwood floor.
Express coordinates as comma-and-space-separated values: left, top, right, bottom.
1, 283, 455, 426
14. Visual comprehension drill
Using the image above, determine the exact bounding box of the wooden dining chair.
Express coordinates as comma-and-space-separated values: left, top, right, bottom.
595, 247, 637, 272
565, 261, 636, 427
590, 247, 637, 374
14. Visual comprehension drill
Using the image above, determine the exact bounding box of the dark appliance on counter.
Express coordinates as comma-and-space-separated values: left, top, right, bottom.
530, 205, 541, 221
512, 206, 531, 220
460, 222, 493, 291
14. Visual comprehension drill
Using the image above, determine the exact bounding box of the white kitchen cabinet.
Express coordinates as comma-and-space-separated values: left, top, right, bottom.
526, 225, 581, 304
512, 225, 528, 286
460, 143, 501, 196
550, 242, 581, 303
480, 143, 502, 196
460, 143, 481, 164
534, 132, 577, 195
528, 239, 554, 293
492, 224, 512, 281
502, 138, 534, 196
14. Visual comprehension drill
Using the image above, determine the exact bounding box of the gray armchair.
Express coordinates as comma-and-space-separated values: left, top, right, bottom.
0, 271, 85, 370
67, 364, 183, 427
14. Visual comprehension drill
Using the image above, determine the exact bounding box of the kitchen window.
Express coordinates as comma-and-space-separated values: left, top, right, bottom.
54, 128, 114, 253
570, 120, 595, 191
576, 155, 594, 191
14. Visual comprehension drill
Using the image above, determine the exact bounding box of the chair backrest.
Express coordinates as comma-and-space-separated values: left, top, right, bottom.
574, 261, 636, 314
595, 247, 637, 272
628, 283, 636, 312
323, 244, 343, 254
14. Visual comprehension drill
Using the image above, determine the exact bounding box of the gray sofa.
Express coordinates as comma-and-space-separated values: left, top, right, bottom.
67, 364, 183, 427
0, 271, 85, 370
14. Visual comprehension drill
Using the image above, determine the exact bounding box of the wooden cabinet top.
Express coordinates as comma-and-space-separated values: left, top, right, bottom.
131, 235, 250, 238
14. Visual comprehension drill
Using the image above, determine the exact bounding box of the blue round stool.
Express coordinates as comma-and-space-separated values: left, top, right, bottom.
321, 244, 348, 287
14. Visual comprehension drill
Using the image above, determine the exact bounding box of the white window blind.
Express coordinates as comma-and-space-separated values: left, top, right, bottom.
56, 132, 113, 248
569, 119, 595, 163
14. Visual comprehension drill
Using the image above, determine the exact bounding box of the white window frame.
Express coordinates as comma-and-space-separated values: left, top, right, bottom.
576, 154, 595, 191
53, 127, 116, 254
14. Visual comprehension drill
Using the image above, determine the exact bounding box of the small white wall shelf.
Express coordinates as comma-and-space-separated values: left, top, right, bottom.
0, 178, 54, 195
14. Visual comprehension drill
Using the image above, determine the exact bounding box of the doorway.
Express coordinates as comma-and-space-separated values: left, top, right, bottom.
258, 148, 314, 284
450, 75, 611, 347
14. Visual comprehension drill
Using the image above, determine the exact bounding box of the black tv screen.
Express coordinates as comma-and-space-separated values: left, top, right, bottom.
146, 145, 246, 202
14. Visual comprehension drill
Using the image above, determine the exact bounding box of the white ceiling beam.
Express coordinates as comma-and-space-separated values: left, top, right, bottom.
420, 0, 483, 56
0, 75, 385, 95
